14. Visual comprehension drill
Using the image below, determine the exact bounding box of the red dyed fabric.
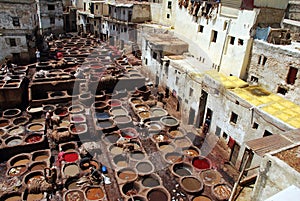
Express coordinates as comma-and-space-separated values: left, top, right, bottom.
228, 137, 235, 149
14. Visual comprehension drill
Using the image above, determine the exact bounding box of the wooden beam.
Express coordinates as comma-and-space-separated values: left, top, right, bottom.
240, 174, 257, 186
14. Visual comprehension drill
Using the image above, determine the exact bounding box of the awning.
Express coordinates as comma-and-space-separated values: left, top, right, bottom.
245, 134, 293, 157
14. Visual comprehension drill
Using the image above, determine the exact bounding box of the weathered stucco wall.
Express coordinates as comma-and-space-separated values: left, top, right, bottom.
252, 151, 300, 201
0, 0, 37, 62
132, 4, 151, 23
39, 0, 64, 33
247, 40, 300, 105
256, 7, 286, 25
285, 1, 300, 21
150, 3, 162, 23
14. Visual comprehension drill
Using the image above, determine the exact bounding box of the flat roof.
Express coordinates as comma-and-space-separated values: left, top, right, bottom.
275, 144, 300, 173
146, 33, 188, 47
205, 71, 300, 128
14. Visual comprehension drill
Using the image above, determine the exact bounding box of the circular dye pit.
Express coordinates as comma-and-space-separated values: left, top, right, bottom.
165, 152, 183, 164
95, 112, 110, 120
192, 195, 212, 201
172, 163, 193, 177
6, 136, 22, 146
8, 126, 24, 135
150, 108, 168, 117
122, 182, 140, 197
141, 175, 160, 188
200, 169, 222, 186
110, 106, 128, 116
25, 173, 44, 185
174, 138, 191, 148
117, 168, 137, 182
64, 190, 85, 201
212, 184, 232, 201
103, 133, 120, 144
158, 142, 175, 153
109, 144, 123, 155
85, 187, 105, 200
25, 134, 42, 143
55, 107, 69, 118
8, 165, 27, 177
29, 162, 47, 171
11, 155, 30, 166
130, 98, 143, 105
146, 121, 162, 131
27, 107, 43, 116
70, 124, 87, 134
135, 104, 149, 112
147, 188, 169, 201
97, 119, 114, 129
182, 146, 200, 158
64, 152, 79, 163
121, 128, 138, 139
160, 116, 179, 128
93, 101, 108, 112
13, 117, 28, 126
108, 99, 122, 107
136, 161, 154, 175
27, 123, 44, 132
113, 154, 128, 167
152, 133, 169, 143
192, 157, 212, 171
114, 115, 131, 124
66, 179, 80, 190
43, 104, 56, 112
130, 151, 145, 160
32, 151, 49, 161
168, 129, 185, 138
68, 105, 84, 114
180, 176, 203, 194
64, 164, 80, 177
50, 91, 65, 98
139, 111, 151, 119
3, 108, 21, 118
70, 114, 85, 123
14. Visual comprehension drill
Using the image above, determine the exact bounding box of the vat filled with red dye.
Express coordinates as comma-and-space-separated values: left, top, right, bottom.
25, 134, 43, 143
192, 156, 212, 171
64, 152, 79, 163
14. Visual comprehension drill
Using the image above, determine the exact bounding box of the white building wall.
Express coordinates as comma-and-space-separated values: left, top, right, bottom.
252, 152, 300, 201
173, 4, 258, 78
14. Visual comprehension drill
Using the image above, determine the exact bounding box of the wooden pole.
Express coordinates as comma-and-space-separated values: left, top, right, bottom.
229, 154, 250, 201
